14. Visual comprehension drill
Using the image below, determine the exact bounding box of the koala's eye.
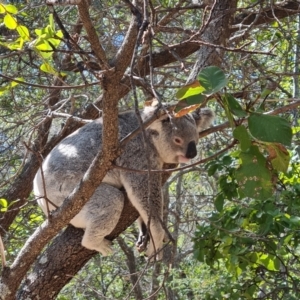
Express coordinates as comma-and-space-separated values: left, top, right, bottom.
149, 129, 159, 137
174, 137, 183, 145
161, 117, 170, 123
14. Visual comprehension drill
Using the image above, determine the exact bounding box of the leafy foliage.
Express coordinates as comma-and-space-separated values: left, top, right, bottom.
175, 64, 300, 298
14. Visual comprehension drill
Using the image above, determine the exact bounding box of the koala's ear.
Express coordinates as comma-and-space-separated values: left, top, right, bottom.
192, 107, 214, 132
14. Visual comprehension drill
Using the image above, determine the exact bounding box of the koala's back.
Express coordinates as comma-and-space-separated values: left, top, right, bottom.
34, 111, 142, 209
57, 112, 141, 165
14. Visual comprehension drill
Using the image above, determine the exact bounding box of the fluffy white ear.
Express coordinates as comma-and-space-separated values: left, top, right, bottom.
141, 105, 157, 121
192, 107, 214, 132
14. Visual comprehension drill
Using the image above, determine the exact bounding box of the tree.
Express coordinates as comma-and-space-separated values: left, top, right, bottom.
0, 0, 300, 299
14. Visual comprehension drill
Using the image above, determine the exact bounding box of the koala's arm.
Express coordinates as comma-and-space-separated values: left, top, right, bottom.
121, 172, 164, 260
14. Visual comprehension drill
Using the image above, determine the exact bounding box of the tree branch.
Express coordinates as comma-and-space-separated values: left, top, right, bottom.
113, 12, 139, 75
77, 1, 110, 70
17, 195, 139, 300
233, 0, 300, 28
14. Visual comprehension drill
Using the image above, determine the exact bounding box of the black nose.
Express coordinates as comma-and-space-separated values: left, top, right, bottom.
186, 141, 197, 159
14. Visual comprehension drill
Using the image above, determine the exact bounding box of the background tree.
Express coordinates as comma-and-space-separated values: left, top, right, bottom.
0, 0, 300, 299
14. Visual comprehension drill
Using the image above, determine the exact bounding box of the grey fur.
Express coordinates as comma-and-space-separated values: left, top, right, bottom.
34, 106, 214, 259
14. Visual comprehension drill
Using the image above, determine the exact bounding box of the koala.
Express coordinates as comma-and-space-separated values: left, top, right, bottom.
33, 105, 214, 259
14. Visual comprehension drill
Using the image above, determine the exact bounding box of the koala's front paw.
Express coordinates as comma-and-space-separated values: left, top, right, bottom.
97, 239, 114, 256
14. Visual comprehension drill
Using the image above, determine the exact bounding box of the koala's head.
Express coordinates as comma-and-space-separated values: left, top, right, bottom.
143, 106, 214, 164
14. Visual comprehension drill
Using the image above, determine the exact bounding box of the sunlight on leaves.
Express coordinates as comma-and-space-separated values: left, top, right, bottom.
4, 14, 17, 29
176, 80, 206, 100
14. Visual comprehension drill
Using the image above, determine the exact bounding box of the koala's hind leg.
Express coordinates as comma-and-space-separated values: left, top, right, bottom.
81, 184, 124, 256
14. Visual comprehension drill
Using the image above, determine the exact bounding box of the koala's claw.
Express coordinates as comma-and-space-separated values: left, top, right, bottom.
136, 234, 148, 252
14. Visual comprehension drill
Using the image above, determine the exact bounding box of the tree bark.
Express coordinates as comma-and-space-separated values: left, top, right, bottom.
17, 196, 139, 300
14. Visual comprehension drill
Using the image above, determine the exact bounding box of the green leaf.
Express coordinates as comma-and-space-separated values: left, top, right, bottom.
219, 175, 238, 200
5, 4, 18, 14
194, 246, 205, 262
35, 28, 45, 37
236, 146, 273, 199
233, 125, 251, 151
0, 37, 24, 50
267, 143, 290, 173
0, 198, 7, 208
0, 4, 5, 13
35, 42, 53, 58
289, 216, 300, 226
224, 93, 247, 117
49, 13, 55, 31
248, 113, 292, 146
17, 25, 30, 41
48, 30, 63, 48
214, 194, 224, 212
245, 285, 256, 298
4, 13, 17, 29
261, 88, 272, 99
176, 80, 206, 100
0, 78, 22, 95
184, 94, 206, 105
197, 66, 228, 95
222, 156, 232, 166
207, 163, 219, 176
259, 254, 280, 271
40, 62, 57, 74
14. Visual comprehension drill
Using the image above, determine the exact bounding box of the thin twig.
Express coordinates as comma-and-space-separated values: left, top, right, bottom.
0, 73, 101, 90
0, 234, 7, 268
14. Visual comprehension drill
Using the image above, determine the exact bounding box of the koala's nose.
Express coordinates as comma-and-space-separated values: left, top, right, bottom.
186, 141, 197, 159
